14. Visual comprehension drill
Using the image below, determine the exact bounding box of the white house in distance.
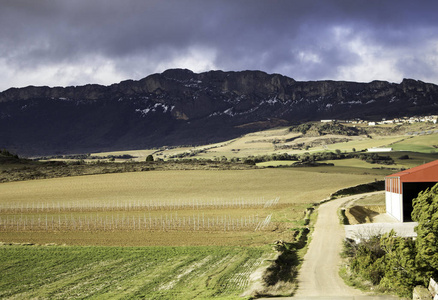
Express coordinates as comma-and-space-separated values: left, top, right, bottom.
367, 147, 393, 152
385, 160, 438, 222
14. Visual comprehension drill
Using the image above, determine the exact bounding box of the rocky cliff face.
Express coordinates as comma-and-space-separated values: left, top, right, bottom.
1, 69, 437, 156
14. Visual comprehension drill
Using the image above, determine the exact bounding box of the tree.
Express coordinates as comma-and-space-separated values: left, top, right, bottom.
344, 184, 438, 296
379, 231, 417, 296
146, 155, 154, 162
411, 183, 438, 283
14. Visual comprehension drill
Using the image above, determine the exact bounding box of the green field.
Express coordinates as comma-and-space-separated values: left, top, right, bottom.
387, 151, 438, 168
0, 245, 269, 299
390, 133, 438, 153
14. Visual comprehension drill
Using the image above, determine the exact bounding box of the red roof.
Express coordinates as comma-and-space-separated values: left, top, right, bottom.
387, 159, 438, 182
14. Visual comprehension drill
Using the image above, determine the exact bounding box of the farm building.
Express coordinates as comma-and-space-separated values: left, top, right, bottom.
367, 147, 393, 152
385, 160, 438, 222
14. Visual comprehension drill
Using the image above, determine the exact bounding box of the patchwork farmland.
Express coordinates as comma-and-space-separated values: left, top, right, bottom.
0, 168, 382, 298
1, 121, 437, 298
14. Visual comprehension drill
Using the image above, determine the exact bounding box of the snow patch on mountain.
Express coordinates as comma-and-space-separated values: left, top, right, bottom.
135, 103, 173, 116
209, 105, 261, 118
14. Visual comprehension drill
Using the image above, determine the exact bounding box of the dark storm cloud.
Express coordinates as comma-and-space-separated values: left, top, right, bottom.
1, 0, 438, 91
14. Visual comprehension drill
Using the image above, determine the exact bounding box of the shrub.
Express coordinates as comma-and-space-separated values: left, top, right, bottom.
344, 184, 438, 297
412, 184, 438, 283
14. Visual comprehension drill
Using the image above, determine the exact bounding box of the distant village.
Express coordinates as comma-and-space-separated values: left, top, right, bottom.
321, 115, 438, 126
320, 115, 438, 153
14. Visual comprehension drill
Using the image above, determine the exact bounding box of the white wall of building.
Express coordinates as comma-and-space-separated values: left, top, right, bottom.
386, 191, 403, 222
368, 147, 393, 152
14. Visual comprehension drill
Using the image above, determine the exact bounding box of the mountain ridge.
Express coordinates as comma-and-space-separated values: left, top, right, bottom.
1, 69, 437, 156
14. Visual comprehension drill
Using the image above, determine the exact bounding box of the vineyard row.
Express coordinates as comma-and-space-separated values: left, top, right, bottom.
0, 197, 280, 213
0, 213, 273, 232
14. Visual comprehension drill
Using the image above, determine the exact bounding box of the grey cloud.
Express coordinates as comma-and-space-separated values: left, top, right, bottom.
1, 0, 438, 90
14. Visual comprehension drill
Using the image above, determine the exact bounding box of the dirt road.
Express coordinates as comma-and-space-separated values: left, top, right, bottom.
294, 195, 366, 297
259, 193, 399, 299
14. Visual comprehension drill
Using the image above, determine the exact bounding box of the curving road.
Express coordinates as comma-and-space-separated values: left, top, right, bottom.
260, 193, 399, 299
294, 195, 366, 297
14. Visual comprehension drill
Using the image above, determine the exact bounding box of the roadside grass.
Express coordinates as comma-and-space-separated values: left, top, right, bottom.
0, 245, 269, 299
339, 265, 380, 294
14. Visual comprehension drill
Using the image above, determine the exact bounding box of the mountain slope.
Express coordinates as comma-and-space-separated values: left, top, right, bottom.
1, 69, 437, 156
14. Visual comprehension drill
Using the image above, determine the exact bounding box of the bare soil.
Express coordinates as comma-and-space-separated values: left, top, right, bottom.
345, 205, 386, 224
343, 192, 387, 225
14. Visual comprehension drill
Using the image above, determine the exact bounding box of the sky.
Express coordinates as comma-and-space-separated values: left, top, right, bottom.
1, 0, 438, 92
